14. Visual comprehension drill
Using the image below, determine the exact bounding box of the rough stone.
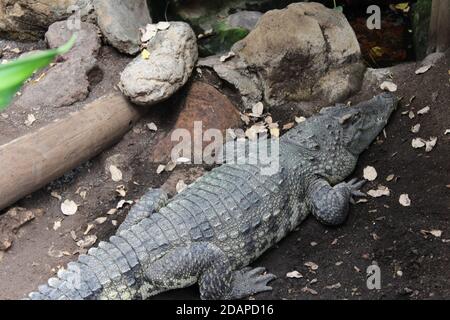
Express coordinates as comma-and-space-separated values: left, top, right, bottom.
150, 81, 242, 163
232, 2, 365, 111
119, 22, 198, 106
14, 22, 101, 110
171, 0, 295, 33
93, 0, 152, 55
0, 0, 94, 40
198, 11, 261, 56
227, 11, 262, 30
198, 55, 263, 109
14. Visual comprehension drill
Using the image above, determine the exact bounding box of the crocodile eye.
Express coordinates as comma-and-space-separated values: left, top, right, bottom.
352, 112, 362, 123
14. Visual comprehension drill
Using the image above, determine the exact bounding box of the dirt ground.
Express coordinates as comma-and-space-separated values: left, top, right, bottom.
0, 39, 448, 299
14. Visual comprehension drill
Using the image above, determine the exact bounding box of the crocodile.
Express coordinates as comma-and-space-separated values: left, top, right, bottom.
27, 93, 397, 300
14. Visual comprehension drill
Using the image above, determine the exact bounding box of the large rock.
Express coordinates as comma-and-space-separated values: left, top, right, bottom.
14, 22, 101, 110
93, 0, 152, 55
235, 2, 365, 110
119, 22, 198, 106
200, 2, 365, 113
198, 55, 263, 109
0, 0, 94, 40
150, 81, 242, 163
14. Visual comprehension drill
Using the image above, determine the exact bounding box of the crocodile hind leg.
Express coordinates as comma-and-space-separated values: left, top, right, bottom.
117, 188, 168, 233
142, 242, 276, 300
307, 178, 366, 226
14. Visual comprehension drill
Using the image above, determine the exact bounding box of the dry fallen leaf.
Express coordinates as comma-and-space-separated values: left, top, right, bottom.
24, 114, 36, 127
304, 261, 319, 271
79, 190, 87, 200
48, 245, 67, 258
109, 165, 123, 182
430, 230, 443, 238
157, 21, 171, 30
417, 106, 430, 115
240, 114, 250, 125
107, 208, 117, 215
176, 180, 188, 194
371, 232, 381, 240
363, 166, 378, 181
61, 200, 78, 216
76, 235, 97, 249
117, 200, 133, 209
295, 116, 306, 124
52, 220, 62, 231
141, 24, 157, 42
411, 124, 421, 133
165, 160, 177, 172
95, 217, 107, 225
141, 49, 150, 60
115, 185, 127, 197
245, 126, 258, 141
270, 127, 280, 138
220, 51, 235, 62
412, 138, 426, 149
50, 191, 62, 201
283, 122, 295, 130
386, 174, 395, 182
176, 157, 191, 164
399, 194, 411, 207
380, 81, 397, 92
286, 271, 303, 279
367, 185, 390, 198
301, 287, 318, 295
83, 223, 94, 235
425, 137, 437, 152
421, 229, 442, 238
415, 65, 432, 75
325, 283, 342, 290
251, 102, 264, 117
147, 122, 158, 131
156, 165, 166, 174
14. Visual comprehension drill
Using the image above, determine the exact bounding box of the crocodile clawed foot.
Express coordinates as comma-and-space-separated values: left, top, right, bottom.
346, 178, 366, 204
230, 267, 276, 299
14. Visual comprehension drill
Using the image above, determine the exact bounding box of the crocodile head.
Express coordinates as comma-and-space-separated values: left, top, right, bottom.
323, 93, 397, 156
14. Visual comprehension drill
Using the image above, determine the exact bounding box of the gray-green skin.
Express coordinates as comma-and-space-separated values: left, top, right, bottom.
28, 93, 397, 300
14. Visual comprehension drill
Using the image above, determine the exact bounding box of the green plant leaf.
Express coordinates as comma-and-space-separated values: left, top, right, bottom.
0, 35, 76, 111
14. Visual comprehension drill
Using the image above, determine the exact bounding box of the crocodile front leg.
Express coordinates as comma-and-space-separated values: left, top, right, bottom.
143, 242, 276, 300
306, 178, 365, 226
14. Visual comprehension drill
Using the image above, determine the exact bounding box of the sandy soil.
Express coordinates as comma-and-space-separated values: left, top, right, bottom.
0, 40, 448, 300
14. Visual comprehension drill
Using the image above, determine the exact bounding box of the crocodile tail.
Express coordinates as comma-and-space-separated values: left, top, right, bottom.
27, 232, 145, 300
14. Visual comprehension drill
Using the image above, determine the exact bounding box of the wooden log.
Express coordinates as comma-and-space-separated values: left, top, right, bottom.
0, 93, 143, 211
428, 0, 450, 53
